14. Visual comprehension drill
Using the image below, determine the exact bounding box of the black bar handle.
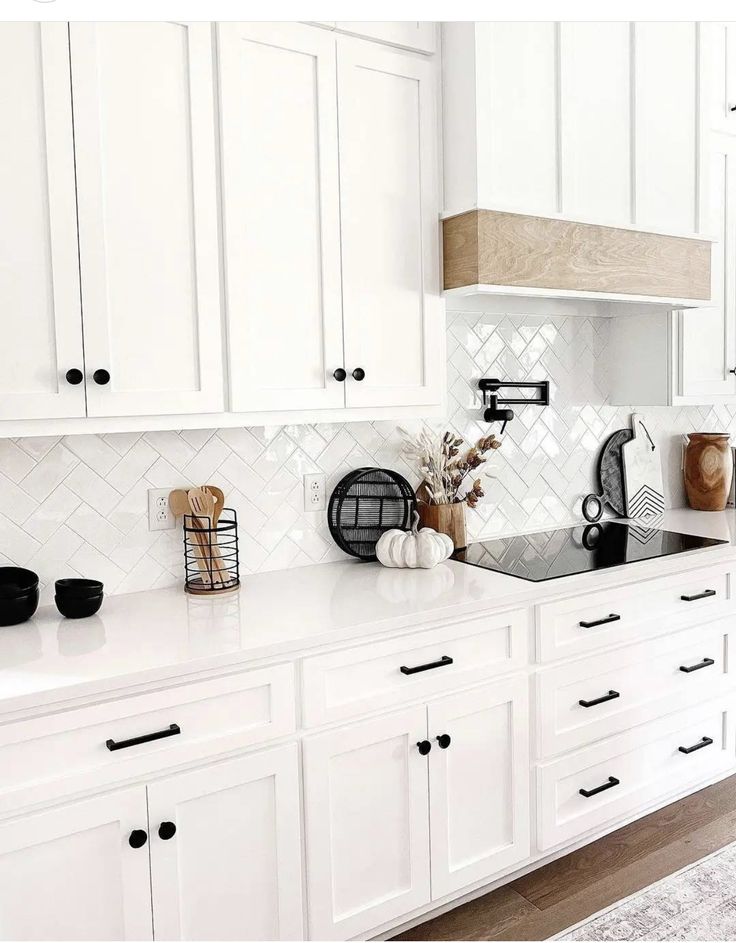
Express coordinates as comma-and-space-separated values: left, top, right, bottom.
679, 657, 715, 674
579, 690, 620, 709
681, 589, 716, 602
579, 776, 620, 798
579, 613, 621, 629
678, 736, 714, 755
400, 655, 453, 675
106, 723, 181, 752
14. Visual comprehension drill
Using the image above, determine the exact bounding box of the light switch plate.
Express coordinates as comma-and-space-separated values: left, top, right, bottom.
148, 489, 176, 531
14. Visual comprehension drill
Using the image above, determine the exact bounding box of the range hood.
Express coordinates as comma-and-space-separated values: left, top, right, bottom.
442, 209, 712, 309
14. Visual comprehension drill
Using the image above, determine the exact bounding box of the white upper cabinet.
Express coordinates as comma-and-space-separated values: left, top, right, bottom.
560, 22, 631, 226
219, 26, 442, 415
219, 23, 344, 413
634, 23, 699, 235
0, 24, 85, 420
704, 22, 736, 135
70, 22, 224, 418
337, 39, 441, 408
334, 22, 437, 54
443, 22, 704, 238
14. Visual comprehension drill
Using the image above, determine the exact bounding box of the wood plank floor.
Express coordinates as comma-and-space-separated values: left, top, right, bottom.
394, 774, 736, 941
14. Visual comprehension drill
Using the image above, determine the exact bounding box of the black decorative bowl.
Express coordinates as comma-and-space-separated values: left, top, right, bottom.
328, 468, 416, 561
55, 578, 104, 598
55, 593, 103, 620
0, 567, 39, 626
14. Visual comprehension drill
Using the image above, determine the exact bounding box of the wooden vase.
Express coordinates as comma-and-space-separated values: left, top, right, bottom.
684, 432, 733, 511
417, 501, 467, 550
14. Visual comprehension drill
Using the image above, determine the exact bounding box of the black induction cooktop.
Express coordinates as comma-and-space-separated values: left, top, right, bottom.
452, 521, 728, 582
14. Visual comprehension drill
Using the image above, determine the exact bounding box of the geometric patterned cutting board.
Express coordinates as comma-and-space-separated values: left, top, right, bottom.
621, 412, 665, 519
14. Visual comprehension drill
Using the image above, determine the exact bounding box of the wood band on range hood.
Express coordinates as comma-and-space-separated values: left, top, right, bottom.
442, 209, 711, 300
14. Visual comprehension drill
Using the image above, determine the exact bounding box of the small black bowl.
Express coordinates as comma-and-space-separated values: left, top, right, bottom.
55, 578, 104, 598
55, 593, 103, 620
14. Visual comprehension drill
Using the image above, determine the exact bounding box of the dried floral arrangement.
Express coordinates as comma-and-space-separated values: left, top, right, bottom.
399, 429, 502, 508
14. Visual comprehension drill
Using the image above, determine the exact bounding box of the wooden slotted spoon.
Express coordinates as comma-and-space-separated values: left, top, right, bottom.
188, 488, 223, 586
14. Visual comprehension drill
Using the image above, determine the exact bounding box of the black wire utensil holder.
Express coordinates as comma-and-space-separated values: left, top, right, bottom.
183, 508, 240, 595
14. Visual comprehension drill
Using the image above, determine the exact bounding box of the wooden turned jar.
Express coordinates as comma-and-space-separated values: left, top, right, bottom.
417, 501, 467, 550
684, 432, 733, 511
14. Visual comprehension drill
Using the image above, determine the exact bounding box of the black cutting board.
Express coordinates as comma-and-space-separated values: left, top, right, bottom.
598, 428, 633, 516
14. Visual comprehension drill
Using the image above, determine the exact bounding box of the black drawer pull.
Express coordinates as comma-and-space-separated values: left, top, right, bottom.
579, 613, 621, 629
681, 589, 716, 602
579, 690, 620, 709
579, 776, 620, 798
400, 655, 453, 675
106, 723, 181, 752
679, 657, 715, 674
679, 736, 714, 755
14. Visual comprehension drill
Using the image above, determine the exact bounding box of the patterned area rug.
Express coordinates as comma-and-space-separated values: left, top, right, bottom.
556, 842, 736, 941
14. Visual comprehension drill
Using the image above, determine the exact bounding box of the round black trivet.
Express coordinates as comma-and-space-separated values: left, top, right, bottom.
328, 467, 416, 560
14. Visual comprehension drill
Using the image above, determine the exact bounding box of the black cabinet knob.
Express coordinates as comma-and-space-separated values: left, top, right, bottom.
436, 733, 451, 749
158, 821, 177, 841
65, 368, 83, 386
93, 369, 111, 385
730, 368, 736, 375
128, 829, 148, 849
333, 368, 347, 382
352, 367, 365, 382
417, 740, 432, 755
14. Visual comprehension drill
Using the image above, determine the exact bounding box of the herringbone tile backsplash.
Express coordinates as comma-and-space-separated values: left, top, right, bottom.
3, 309, 735, 603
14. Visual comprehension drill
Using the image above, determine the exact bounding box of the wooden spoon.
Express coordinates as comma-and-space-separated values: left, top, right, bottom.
189, 488, 224, 586
203, 485, 225, 525
168, 489, 190, 518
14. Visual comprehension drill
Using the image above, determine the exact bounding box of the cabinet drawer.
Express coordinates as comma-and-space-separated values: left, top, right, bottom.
537, 620, 731, 757
301, 609, 529, 727
0, 664, 295, 813
537, 700, 734, 851
537, 563, 734, 663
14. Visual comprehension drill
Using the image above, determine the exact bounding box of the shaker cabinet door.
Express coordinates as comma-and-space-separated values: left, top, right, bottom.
337, 39, 442, 409
70, 22, 223, 417
219, 22, 345, 413
679, 138, 736, 398
427, 678, 531, 899
0, 788, 152, 941
303, 706, 431, 940
147, 745, 303, 942
0, 23, 85, 420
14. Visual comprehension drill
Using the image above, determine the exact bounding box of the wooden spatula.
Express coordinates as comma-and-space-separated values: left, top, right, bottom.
203, 485, 225, 525
189, 488, 226, 586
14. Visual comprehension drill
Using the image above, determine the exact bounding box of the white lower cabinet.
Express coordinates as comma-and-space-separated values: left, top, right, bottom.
0, 745, 302, 942
303, 680, 530, 940
0, 787, 153, 941
148, 745, 303, 941
428, 679, 530, 899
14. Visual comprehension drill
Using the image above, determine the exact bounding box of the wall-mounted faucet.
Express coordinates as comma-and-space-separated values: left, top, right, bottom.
478, 378, 550, 433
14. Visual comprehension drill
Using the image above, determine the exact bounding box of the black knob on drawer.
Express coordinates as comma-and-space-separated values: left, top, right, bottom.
65, 368, 83, 385
128, 829, 148, 849
333, 368, 347, 382
93, 368, 111, 385
352, 367, 365, 381
436, 734, 451, 749
417, 740, 432, 756
158, 821, 177, 841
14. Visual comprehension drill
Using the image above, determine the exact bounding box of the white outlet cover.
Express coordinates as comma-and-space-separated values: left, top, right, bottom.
303, 473, 326, 512
148, 488, 176, 531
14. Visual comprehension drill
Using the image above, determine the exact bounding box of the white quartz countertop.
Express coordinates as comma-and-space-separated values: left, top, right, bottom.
2, 508, 736, 716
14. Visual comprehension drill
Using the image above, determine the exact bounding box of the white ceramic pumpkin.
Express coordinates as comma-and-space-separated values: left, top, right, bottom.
376, 511, 454, 569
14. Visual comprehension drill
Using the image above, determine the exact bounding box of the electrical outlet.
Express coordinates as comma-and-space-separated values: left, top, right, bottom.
148, 489, 176, 532
303, 473, 326, 512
